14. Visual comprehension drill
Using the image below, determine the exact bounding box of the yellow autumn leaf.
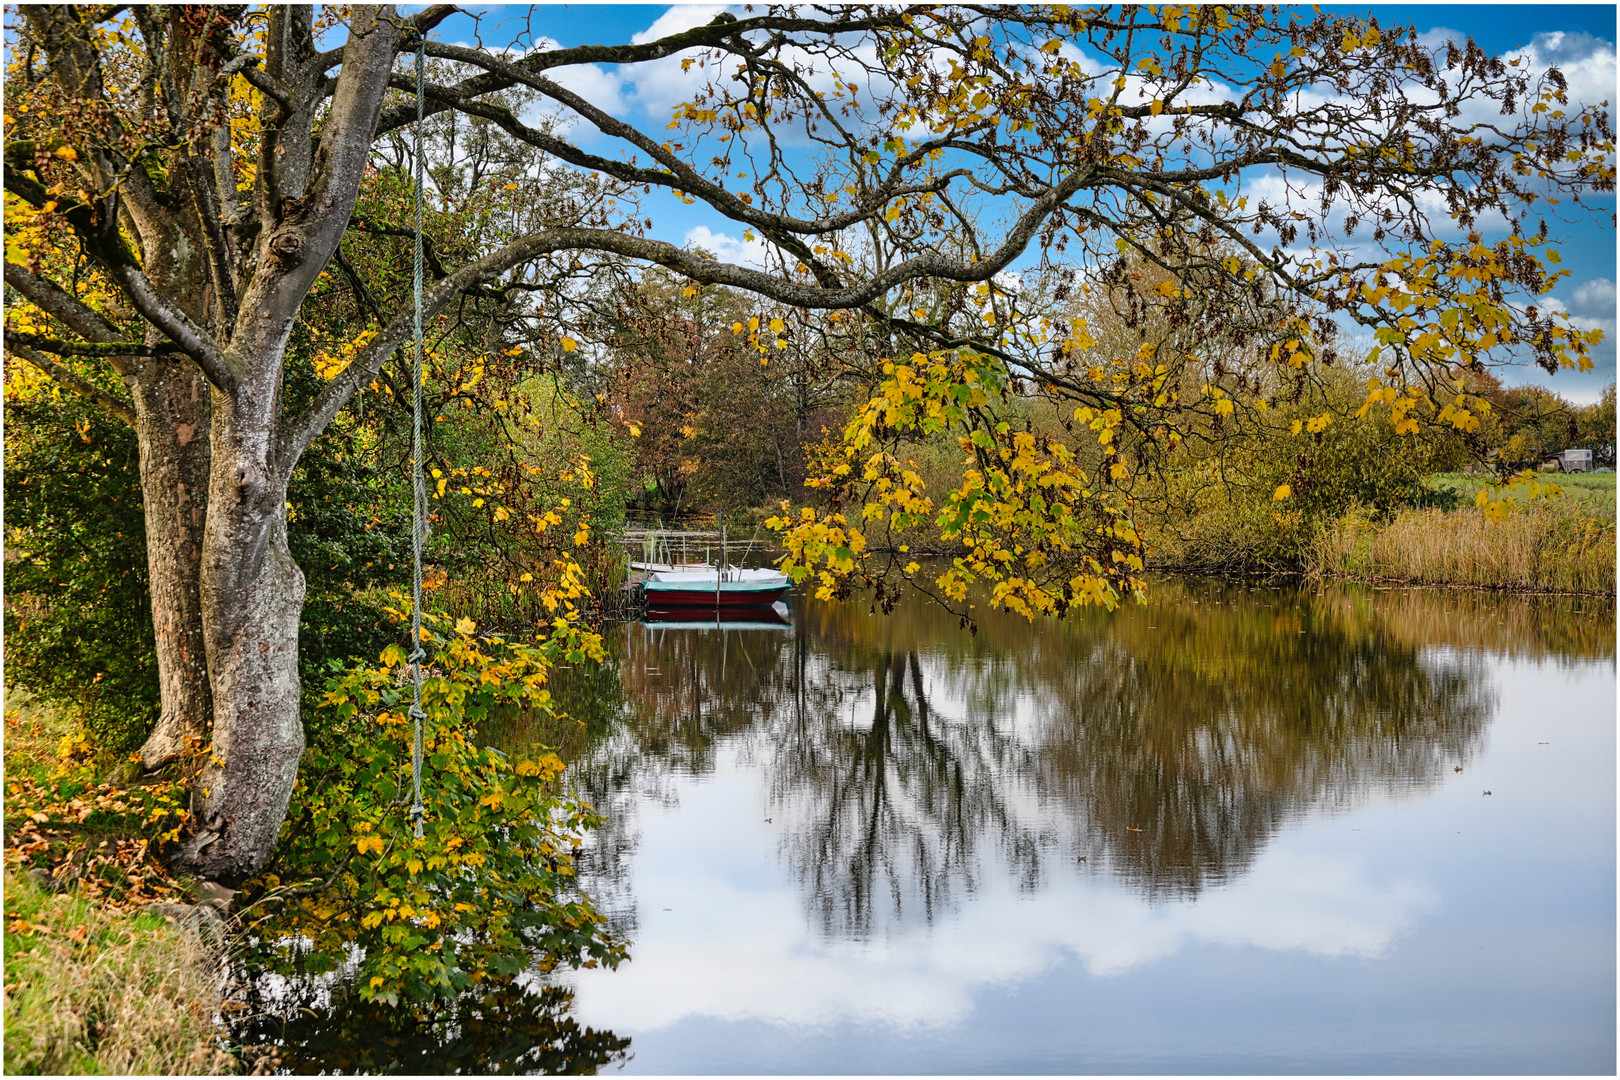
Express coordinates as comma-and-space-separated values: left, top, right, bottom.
1273, 484, 1292, 501
560, 336, 578, 352
55, 146, 77, 161
455, 616, 476, 636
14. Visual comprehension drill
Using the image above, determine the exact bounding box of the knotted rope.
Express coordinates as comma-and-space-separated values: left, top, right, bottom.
407, 39, 428, 839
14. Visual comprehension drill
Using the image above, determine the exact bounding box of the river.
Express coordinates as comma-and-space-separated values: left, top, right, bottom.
247, 575, 1617, 1073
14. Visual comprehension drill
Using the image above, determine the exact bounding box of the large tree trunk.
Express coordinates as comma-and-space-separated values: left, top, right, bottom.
159, 4, 402, 881
178, 392, 307, 884
131, 364, 215, 769
131, 193, 221, 769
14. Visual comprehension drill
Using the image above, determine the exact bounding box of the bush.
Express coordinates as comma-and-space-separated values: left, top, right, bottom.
241, 609, 625, 1005
3, 385, 159, 752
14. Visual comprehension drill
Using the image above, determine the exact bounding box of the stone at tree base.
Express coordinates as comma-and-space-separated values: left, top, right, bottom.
24, 867, 59, 893
194, 880, 236, 908
142, 900, 230, 949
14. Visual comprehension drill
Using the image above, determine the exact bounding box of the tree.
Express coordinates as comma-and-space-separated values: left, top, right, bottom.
601, 266, 840, 515
3, 5, 1610, 882
1574, 383, 1617, 468
2, 347, 407, 750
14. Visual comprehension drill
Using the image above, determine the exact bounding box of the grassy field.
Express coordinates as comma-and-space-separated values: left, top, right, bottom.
1422, 470, 1617, 517
3, 871, 236, 1075
2, 699, 238, 1075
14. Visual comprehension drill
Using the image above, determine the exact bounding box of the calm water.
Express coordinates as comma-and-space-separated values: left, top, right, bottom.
245, 577, 1616, 1073
554, 577, 1615, 1074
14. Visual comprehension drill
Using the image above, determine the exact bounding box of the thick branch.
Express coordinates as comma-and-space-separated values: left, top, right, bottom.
278, 171, 1087, 467
4, 329, 173, 358
9, 343, 136, 426
3, 262, 124, 343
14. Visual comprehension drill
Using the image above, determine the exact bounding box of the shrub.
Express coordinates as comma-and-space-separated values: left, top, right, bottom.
3, 386, 159, 752
241, 609, 625, 1005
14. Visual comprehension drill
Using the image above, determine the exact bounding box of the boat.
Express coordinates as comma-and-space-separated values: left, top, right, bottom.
640, 566, 792, 612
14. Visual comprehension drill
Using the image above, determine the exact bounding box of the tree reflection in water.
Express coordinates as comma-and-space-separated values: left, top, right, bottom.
562, 578, 1610, 940
232, 978, 629, 1074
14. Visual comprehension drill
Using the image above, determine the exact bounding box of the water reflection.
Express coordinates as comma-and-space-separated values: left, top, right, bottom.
564, 578, 1612, 939
232, 978, 630, 1074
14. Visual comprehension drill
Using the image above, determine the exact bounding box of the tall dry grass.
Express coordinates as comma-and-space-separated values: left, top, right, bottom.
3, 871, 236, 1075
1308, 502, 1616, 595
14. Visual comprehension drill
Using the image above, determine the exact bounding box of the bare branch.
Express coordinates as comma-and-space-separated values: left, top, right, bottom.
99, 258, 235, 391
237, 61, 295, 119
370, 9, 907, 136
278, 167, 1087, 467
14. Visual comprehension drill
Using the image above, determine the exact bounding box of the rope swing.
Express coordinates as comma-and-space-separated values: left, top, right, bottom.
406, 37, 428, 839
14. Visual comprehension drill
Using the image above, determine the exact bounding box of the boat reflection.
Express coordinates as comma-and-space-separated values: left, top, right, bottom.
643, 600, 792, 630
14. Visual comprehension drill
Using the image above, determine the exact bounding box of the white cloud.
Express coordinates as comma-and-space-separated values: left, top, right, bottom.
630, 5, 732, 46
683, 225, 774, 271
544, 60, 632, 123
1416, 27, 1467, 51
1517, 30, 1618, 109
1569, 277, 1617, 321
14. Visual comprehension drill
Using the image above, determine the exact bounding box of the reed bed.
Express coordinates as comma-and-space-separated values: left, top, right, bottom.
1308, 503, 1616, 595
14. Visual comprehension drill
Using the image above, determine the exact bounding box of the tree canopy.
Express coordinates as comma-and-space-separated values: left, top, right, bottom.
2, 4, 1612, 880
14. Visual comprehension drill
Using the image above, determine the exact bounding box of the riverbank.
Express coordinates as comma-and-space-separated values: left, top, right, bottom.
2, 699, 238, 1075
1304, 472, 1614, 595
1306, 500, 1615, 594
1140, 471, 1615, 597
3, 870, 235, 1074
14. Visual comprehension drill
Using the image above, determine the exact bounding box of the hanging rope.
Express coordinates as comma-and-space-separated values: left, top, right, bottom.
406, 38, 428, 839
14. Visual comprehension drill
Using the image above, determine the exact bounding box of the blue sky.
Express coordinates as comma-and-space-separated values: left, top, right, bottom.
422, 4, 1617, 402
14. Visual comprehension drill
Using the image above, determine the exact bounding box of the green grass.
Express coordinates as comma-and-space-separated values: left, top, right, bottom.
3, 697, 237, 1075
3, 870, 236, 1075
1423, 470, 1616, 517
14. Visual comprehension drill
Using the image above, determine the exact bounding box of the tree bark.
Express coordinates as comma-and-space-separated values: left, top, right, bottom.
131, 363, 215, 769
180, 397, 306, 884
130, 156, 221, 768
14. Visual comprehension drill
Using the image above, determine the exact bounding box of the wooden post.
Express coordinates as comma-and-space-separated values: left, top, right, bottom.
716, 510, 723, 622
